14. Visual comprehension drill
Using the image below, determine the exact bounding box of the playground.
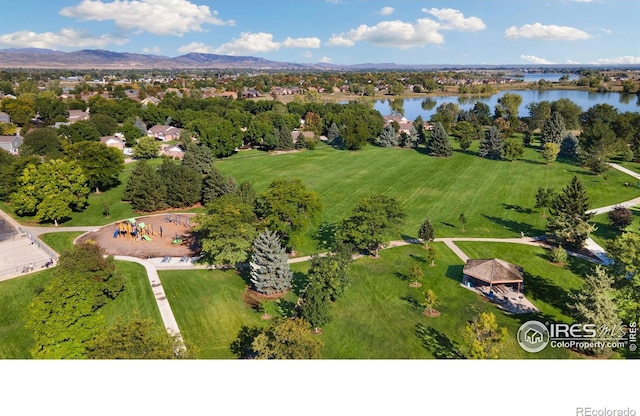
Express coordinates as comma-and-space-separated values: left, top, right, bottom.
78, 213, 198, 258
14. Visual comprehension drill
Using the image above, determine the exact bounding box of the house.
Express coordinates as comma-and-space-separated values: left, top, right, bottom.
462, 258, 524, 293
67, 110, 90, 123
0, 112, 10, 124
221, 91, 238, 100
147, 125, 183, 141
140, 96, 161, 107
100, 134, 126, 150
0, 135, 23, 155
160, 144, 185, 159
291, 130, 315, 143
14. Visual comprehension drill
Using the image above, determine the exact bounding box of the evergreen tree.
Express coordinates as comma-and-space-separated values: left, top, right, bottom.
201, 166, 237, 205
559, 132, 580, 159
158, 159, 202, 208
181, 142, 215, 175
502, 139, 525, 161
299, 281, 332, 332
571, 266, 621, 356
400, 126, 420, 149
540, 112, 566, 147
541, 142, 560, 165
547, 176, 594, 249
418, 216, 435, 248
376, 124, 400, 147
276, 126, 293, 150
478, 126, 503, 159
534, 187, 555, 217
123, 160, 166, 212
426, 122, 453, 157
250, 229, 293, 295
327, 122, 343, 148
236, 181, 257, 206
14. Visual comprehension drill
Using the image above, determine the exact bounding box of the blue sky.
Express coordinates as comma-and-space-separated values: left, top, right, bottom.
0, 0, 638, 65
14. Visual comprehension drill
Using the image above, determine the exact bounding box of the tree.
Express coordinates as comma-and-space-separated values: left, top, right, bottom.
540, 112, 566, 148
409, 264, 424, 286
327, 122, 342, 147
478, 126, 503, 159
608, 206, 634, 230
495, 93, 522, 128
58, 120, 101, 144
607, 233, 640, 322
256, 178, 323, 242
472, 101, 492, 126
534, 187, 555, 217
376, 124, 399, 147
122, 160, 166, 212
337, 194, 405, 257
11, 159, 90, 225
459, 213, 467, 232
541, 142, 560, 165
195, 194, 256, 266
201, 166, 237, 205
571, 266, 622, 357
526, 101, 551, 131
306, 250, 352, 302
64, 141, 124, 192
418, 216, 435, 248
400, 126, 420, 149
502, 139, 524, 162
426, 122, 453, 157
133, 136, 160, 159
299, 281, 332, 332
452, 121, 480, 152
463, 312, 508, 359
87, 316, 190, 359
424, 289, 438, 314
27, 242, 124, 359
550, 246, 568, 264
181, 142, 215, 175
559, 132, 580, 160
252, 318, 323, 359
158, 159, 202, 208
250, 229, 293, 295
88, 113, 118, 136
20, 127, 62, 158
551, 98, 582, 130
547, 176, 594, 250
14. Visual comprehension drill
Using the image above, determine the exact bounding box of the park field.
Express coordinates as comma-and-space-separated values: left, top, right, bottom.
216, 142, 640, 253
160, 243, 581, 359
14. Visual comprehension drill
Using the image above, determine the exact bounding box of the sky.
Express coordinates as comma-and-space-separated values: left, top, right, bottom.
0, 0, 639, 66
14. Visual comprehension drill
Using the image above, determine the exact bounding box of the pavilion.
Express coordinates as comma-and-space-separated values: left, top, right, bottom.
462, 258, 524, 293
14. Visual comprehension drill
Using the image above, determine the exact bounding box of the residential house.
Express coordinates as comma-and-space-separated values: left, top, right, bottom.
140, 96, 161, 107
67, 109, 90, 123
0, 112, 10, 124
0, 135, 23, 155
160, 144, 185, 160
100, 134, 126, 151
291, 130, 315, 144
147, 125, 183, 141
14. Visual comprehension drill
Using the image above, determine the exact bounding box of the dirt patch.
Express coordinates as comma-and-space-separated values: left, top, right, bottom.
77, 213, 198, 258
423, 310, 441, 317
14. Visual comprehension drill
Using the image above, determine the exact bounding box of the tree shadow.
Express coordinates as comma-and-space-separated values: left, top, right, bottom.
565, 255, 596, 278
445, 264, 464, 283
520, 158, 546, 165
230, 325, 261, 359
401, 294, 423, 311
415, 323, 465, 359
313, 222, 339, 250
276, 298, 297, 318
410, 253, 427, 264
394, 271, 411, 282
522, 271, 573, 316
291, 270, 309, 296
482, 214, 544, 237
401, 234, 420, 244
501, 203, 534, 215
441, 221, 456, 228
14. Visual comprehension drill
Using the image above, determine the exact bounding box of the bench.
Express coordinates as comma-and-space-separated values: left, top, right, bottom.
161, 256, 171, 263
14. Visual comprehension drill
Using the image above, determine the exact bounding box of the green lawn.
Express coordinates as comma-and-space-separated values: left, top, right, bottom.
39, 232, 84, 254
590, 207, 640, 248
0, 260, 161, 358
215, 143, 640, 254
160, 243, 575, 359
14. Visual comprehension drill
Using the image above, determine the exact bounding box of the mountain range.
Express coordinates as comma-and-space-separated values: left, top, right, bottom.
0, 48, 585, 71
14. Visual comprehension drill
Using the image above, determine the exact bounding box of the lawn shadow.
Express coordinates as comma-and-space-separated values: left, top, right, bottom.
313, 222, 339, 250
415, 323, 465, 359
482, 214, 544, 237
276, 298, 297, 318
522, 271, 573, 316
445, 264, 464, 283
501, 203, 534, 215
565, 255, 596, 278
520, 158, 546, 165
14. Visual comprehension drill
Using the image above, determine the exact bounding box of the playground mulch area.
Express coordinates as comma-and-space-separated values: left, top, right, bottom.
78, 213, 198, 259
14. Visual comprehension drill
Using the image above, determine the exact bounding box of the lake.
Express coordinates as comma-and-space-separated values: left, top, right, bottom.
374, 89, 640, 120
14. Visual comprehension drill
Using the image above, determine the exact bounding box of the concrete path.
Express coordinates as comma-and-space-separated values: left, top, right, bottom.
114, 256, 183, 339
609, 163, 640, 180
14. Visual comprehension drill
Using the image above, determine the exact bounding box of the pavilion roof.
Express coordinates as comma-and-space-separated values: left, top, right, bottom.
463, 258, 523, 284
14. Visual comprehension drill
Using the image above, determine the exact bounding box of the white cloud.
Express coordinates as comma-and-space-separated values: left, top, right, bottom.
319, 56, 332, 63
566, 59, 581, 64
591, 56, 640, 64
179, 33, 321, 55
422, 8, 486, 31
505, 23, 591, 40
0, 28, 127, 49
328, 8, 484, 49
379, 7, 394, 15
520, 54, 556, 64
60, 0, 235, 36
142, 46, 161, 54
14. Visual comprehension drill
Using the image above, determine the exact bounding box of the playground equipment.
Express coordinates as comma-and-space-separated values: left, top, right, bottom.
113, 218, 153, 241
165, 213, 191, 227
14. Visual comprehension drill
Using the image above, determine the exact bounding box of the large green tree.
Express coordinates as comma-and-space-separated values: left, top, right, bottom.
122, 160, 166, 212
547, 176, 594, 250
64, 141, 124, 193
463, 312, 507, 359
252, 318, 323, 359
195, 194, 257, 266
478, 126, 503, 159
426, 122, 453, 157
338, 194, 405, 257
158, 159, 202, 208
11, 159, 90, 225
540, 112, 566, 148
